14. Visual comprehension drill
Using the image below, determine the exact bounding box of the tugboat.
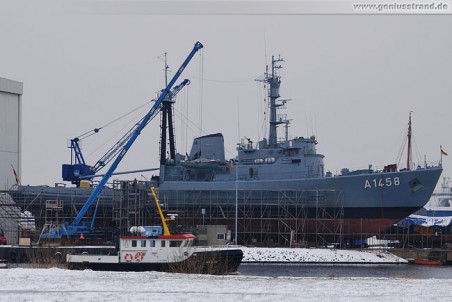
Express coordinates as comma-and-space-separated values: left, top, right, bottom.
66, 188, 243, 274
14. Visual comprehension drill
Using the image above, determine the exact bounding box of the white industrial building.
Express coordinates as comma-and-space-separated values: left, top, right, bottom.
0, 77, 23, 245
0, 77, 23, 190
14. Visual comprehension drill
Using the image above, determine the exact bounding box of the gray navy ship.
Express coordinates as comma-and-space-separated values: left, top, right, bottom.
6, 55, 443, 246
156, 55, 442, 245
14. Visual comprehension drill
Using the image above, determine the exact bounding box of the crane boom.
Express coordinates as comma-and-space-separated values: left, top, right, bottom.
44, 41, 203, 238
150, 187, 172, 236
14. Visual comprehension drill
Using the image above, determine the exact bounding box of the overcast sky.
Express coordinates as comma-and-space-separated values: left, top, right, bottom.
1, 1, 451, 187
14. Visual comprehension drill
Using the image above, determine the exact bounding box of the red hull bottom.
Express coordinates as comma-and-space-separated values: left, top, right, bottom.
183, 216, 406, 245
342, 218, 402, 237
413, 259, 444, 266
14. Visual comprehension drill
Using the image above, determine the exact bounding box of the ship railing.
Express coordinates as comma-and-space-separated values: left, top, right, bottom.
337, 160, 441, 176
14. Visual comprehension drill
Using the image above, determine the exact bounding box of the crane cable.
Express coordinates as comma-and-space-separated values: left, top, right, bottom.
86, 106, 152, 160
76, 99, 156, 141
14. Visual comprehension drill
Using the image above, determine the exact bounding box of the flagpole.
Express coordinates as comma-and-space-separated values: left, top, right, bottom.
440, 145, 448, 167
440, 146, 443, 166
11, 164, 20, 185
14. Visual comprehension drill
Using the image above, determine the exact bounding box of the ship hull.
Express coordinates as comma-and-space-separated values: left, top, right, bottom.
158, 167, 442, 243
67, 249, 243, 274
159, 168, 441, 207
7, 168, 441, 245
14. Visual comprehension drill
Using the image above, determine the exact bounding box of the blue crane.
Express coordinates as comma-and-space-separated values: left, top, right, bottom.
62, 80, 191, 185
42, 41, 203, 239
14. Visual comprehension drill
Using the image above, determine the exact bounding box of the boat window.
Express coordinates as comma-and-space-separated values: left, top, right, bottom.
170, 240, 182, 247
217, 233, 225, 240
150, 240, 155, 248
132, 240, 137, 248
161, 240, 166, 248
141, 240, 146, 247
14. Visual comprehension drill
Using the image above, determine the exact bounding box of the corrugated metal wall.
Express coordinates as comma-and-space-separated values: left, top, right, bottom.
0, 77, 22, 190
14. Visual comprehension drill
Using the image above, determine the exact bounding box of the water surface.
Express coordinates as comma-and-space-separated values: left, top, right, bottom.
238, 263, 452, 279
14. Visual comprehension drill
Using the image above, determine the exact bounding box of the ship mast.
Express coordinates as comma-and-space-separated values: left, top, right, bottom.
406, 111, 413, 171
256, 56, 285, 148
159, 53, 177, 165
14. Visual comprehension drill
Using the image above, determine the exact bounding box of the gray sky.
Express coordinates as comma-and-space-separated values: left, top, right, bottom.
1, 1, 451, 186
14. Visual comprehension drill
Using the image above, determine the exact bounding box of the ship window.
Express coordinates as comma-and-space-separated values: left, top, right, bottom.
150, 240, 155, 248
131, 240, 137, 247
161, 240, 166, 248
170, 240, 182, 247
141, 240, 146, 247
283, 149, 299, 156
217, 233, 225, 240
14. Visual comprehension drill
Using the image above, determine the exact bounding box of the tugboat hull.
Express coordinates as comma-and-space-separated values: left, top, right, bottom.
67, 248, 244, 274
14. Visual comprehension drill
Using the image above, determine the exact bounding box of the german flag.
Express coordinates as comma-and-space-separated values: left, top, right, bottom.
441, 146, 448, 156
11, 165, 20, 185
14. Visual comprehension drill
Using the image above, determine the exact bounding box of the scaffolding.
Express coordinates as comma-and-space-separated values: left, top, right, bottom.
38, 200, 66, 243
6, 184, 451, 249
112, 180, 154, 235
159, 189, 345, 247
6, 186, 115, 230
3, 185, 116, 244
7, 183, 345, 247
0, 192, 21, 245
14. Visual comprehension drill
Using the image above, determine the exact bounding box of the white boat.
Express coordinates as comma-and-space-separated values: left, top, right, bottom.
67, 227, 243, 274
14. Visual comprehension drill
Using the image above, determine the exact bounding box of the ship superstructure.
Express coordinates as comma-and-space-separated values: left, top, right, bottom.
157, 56, 442, 246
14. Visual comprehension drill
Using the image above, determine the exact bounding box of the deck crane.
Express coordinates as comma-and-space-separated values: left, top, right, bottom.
62, 79, 191, 186
42, 41, 203, 239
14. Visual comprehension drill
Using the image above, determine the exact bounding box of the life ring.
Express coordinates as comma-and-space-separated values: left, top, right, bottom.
124, 253, 133, 262
135, 252, 144, 262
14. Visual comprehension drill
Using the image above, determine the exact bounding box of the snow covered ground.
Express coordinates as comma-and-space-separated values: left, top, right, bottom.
1, 268, 451, 301
242, 247, 407, 263
0, 248, 446, 301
